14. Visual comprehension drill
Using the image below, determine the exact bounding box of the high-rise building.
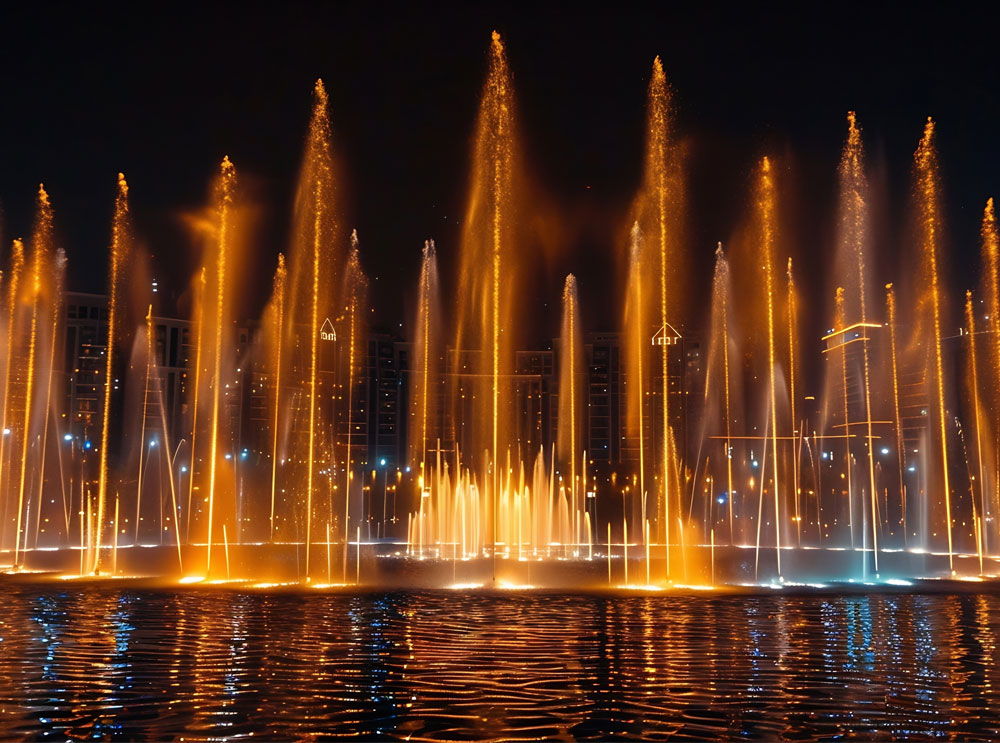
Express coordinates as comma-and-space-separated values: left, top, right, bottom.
63, 292, 109, 446
515, 348, 555, 458
366, 333, 403, 467
585, 333, 622, 464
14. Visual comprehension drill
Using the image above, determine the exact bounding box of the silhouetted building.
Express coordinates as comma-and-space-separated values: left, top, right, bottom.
585, 333, 622, 464
515, 348, 555, 457
64, 292, 109, 445
366, 333, 404, 467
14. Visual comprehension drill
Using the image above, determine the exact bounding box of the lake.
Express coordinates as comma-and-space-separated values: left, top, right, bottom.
0, 586, 997, 740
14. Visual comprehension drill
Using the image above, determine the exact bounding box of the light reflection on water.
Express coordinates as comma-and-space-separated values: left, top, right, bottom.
0, 588, 998, 740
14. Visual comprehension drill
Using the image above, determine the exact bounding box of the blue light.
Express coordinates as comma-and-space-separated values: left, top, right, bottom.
716, 494, 727, 505
241, 451, 248, 460
380, 458, 386, 467
180, 466, 188, 474
405, 466, 411, 473
84, 441, 92, 450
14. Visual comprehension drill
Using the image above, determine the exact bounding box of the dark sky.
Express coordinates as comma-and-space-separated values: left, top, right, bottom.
0, 3, 996, 339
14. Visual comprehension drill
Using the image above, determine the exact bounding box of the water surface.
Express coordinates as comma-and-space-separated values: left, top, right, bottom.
0, 586, 997, 740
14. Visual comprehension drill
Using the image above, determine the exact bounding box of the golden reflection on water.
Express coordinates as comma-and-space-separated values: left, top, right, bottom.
0, 588, 998, 740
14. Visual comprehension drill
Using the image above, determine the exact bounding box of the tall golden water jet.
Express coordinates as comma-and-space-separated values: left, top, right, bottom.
204, 157, 236, 576
837, 112, 879, 571
757, 157, 782, 578
289, 80, 338, 580
629, 56, 684, 578
964, 290, 988, 557
95, 174, 130, 572
304, 198, 321, 579
705, 244, 736, 543
979, 199, 999, 552
454, 30, 516, 502
558, 274, 582, 548
341, 232, 367, 583
651, 58, 678, 575
623, 223, 647, 536
886, 283, 907, 541
490, 33, 509, 490
267, 254, 287, 541
410, 240, 439, 478
786, 257, 800, 544
719, 246, 735, 545
12, 263, 38, 566
14, 186, 53, 567
32, 248, 64, 550
914, 118, 954, 571
0, 239, 24, 545
304, 178, 322, 577
445, 31, 520, 571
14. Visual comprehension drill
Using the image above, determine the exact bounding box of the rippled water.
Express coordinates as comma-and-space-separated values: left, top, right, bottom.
0, 586, 998, 740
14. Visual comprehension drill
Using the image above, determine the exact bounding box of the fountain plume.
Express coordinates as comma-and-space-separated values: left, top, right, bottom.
629, 56, 685, 580
266, 253, 287, 542
14, 186, 55, 567
835, 112, 879, 573
979, 199, 999, 552
886, 283, 908, 543
964, 290, 988, 561
756, 157, 783, 579
94, 174, 131, 573
914, 118, 954, 571
453, 30, 517, 478
0, 238, 25, 551
31, 247, 65, 551
203, 157, 237, 577
557, 274, 582, 545
339, 231, 367, 583
786, 257, 800, 544
623, 222, 647, 536
410, 239, 440, 475
289, 79, 339, 580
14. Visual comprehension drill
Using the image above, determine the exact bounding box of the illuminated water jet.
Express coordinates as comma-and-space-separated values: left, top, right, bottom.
14, 187, 55, 568
267, 254, 287, 542
204, 157, 237, 577
757, 157, 783, 580
914, 118, 954, 573
341, 233, 367, 584
558, 274, 582, 551
979, 199, 999, 554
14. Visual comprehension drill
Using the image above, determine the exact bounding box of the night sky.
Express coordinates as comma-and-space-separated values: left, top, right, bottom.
1, 3, 996, 340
